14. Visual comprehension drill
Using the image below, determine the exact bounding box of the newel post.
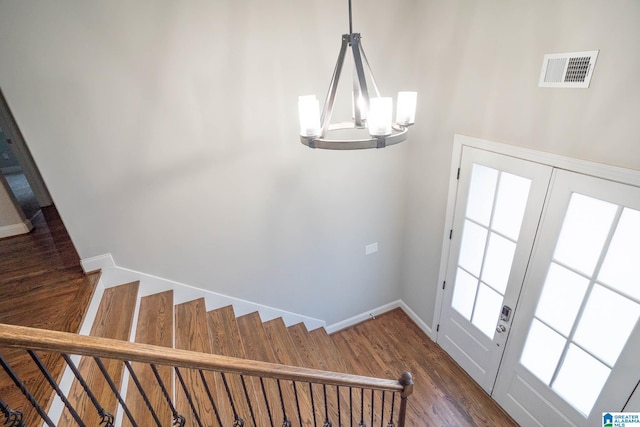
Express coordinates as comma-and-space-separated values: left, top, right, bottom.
397, 372, 413, 427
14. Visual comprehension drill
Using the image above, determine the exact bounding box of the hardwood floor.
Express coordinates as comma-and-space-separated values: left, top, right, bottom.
332, 309, 518, 427
0, 206, 98, 425
0, 206, 516, 426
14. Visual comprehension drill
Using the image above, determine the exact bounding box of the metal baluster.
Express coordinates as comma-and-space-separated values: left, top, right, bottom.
370, 389, 374, 427
337, 385, 341, 427
386, 392, 396, 427
322, 384, 332, 427
240, 375, 257, 426
174, 367, 204, 427
358, 388, 365, 427
309, 383, 318, 427
27, 350, 85, 426
198, 370, 223, 427
61, 354, 114, 426
0, 396, 24, 427
94, 358, 138, 427
0, 354, 54, 426
292, 381, 303, 427
124, 361, 162, 427
220, 372, 244, 426
276, 379, 291, 427
259, 377, 274, 427
150, 363, 185, 427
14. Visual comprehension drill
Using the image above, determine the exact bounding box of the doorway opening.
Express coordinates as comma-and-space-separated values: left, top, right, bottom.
0, 88, 52, 225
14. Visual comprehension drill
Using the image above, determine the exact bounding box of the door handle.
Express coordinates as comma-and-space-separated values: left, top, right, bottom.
496, 324, 507, 333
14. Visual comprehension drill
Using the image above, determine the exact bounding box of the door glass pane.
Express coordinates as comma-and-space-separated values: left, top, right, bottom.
472, 283, 503, 338
466, 164, 498, 227
481, 232, 516, 294
492, 173, 531, 240
573, 285, 640, 366
520, 319, 566, 384
553, 194, 617, 276
459, 220, 488, 277
452, 268, 478, 320
598, 207, 640, 301
552, 344, 611, 416
535, 263, 590, 336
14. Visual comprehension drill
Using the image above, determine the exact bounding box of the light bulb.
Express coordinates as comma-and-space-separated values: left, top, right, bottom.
298, 95, 321, 137
395, 91, 417, 125
368, 97, 393, 136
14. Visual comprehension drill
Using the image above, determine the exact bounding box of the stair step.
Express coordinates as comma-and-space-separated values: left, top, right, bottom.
287, 323, 327, 371
122, 290, 174, 427
288, 323, 352, 426
263, 317, 302, 367
309, 328, 350, 373
237, 312, 302, 426
263, 317, 316, 426
174, 298, 221, 426
59, 281, 139, 426
207, 305, 261, 426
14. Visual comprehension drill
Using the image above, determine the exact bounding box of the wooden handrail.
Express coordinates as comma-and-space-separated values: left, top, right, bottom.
0, 323, 405, 393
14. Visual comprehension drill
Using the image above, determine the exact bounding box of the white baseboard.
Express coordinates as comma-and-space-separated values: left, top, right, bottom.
325, 299, 433, 339
80, 253, 115, 273
398, 300, 434, 340
325, 300, 402, 334
80, 254, 326, 331
0, 219, 32, 238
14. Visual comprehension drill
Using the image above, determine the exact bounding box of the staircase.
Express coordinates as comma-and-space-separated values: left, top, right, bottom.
0, 281, 412, 426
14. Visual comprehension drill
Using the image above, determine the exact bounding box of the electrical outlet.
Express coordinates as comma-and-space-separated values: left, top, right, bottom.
365, 242, 378, 255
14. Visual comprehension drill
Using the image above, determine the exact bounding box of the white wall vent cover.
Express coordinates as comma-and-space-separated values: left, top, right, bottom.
539, 50, 599, 88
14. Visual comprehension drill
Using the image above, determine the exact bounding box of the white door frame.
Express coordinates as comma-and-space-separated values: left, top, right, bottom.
433, 134, 640, 337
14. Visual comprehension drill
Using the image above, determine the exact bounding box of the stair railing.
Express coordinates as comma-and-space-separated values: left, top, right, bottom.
0, 323, 413, 427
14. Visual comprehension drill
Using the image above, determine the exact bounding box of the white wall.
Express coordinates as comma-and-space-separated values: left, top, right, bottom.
401, 0, 640, 326
2, 0, 639, 328
0, 0, 414, 324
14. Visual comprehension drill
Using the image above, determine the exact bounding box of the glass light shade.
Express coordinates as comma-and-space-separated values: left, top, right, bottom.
395, 91, 417, 125
368, 97, 393, 136
298, 95, 321, 137
352, 92, 367, 121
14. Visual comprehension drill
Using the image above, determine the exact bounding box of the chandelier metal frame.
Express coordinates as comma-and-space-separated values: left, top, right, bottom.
299, 0, 414, 150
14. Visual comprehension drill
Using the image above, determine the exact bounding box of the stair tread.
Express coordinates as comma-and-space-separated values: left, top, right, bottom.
237, 312, 303, 426
263, 317, 303, 367
207, 306, 261, 426
123, 290, 174, 427
175, 298, 221, 426
288, 323, 354, 425
309, 328, 350, 373
59, 281, 139, 426
288, 323, 328, 371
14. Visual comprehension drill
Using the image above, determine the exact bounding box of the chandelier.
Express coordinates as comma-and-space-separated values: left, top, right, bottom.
298, 0, 417, 150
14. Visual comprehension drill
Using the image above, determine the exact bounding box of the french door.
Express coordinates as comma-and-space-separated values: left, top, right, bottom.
438, 147, 552, 393
437, 145, 640, 425
493, 169, 640, 426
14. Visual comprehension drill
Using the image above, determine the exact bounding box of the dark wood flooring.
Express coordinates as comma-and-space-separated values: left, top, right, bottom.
0, 206, 98, 424
0, 206, 516, 426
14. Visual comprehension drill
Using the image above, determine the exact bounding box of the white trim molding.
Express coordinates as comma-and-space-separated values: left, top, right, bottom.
80, 254, 326, 331
80, 253, 115, 273
0, 219, 32, 238
325, 299, 434, 339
